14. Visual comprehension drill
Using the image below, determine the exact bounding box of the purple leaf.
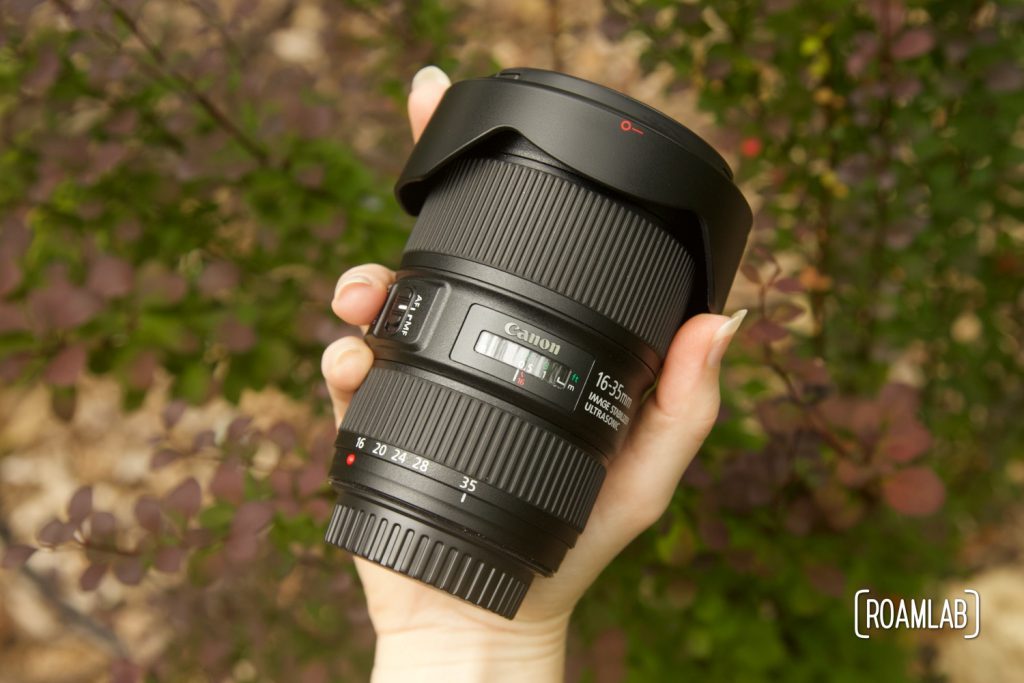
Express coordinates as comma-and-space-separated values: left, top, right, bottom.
0, 256, 22, 296
79, 562, 108, 591
210, 462, 245, 503
786, 356, 831, 388
740, 263, 761, 284
90, 511, 117, 539
296, 463, 324, 497
2, 544, 37, 569
591, 629, 627, 683
127, 351, 158, 390
770, 302, 805, 323
164, 478, 201, 518
45, 344, 87, 387
880, 419, 932, 463
226, 416, 253, 442
267, 421, 297, 452
22, 46, 61, 95
891, 28, 935, 60
224, 533, 259, 564
113, 557, 144, 585
134, 496, 163, 533
150, 448, 180, 470
28, 279, 101, 332
182, 528, 214, 549
216, 317, 256, 353
305, 498, 331, 523
846, 32, 879, 77
883, 466, 945, 516
153, 546, 184, 573
67, 485, 93, 524
865, 0, 906, 35
137, 263, 187, 304
231, 501, 274, 537
197, 261, 240, 297
889, 76, 923, 102
162, 400, 187, 428
91, 142, 129, 178
598, 12, 631, 41
745, 318, 788, 344
268, 468, 293, 497
105, 109, 139, 137
879, 383, 919, 419
86, 254, 134, 299
986, 62, 1024, 93
0, 303, 29, 334
192, 430, 217, 451
772, 276, 804, 293
37, 518, 74, 546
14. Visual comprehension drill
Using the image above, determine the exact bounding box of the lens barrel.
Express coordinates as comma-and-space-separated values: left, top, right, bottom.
324, 69, 751, 618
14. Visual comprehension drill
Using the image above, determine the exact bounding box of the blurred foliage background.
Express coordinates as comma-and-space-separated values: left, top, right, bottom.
0, 1, 1021, 681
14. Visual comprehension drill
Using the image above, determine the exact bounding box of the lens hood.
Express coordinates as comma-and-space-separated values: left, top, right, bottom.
396, 67, 753, 316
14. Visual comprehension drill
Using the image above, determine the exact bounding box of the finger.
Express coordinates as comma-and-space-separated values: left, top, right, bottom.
408, 65, 451, 142
321, 335, 375, 426
331, 264, 397, 328
527, 311, 747, 610
601, 310, 747, 529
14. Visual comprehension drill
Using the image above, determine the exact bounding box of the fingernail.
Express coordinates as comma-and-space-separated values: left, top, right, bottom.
334, 273, 373, 302
706, 309, 748, 368
411, 65, 451, 92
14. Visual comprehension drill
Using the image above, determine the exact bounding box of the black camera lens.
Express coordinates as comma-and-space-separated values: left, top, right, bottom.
324, 68, 752, 618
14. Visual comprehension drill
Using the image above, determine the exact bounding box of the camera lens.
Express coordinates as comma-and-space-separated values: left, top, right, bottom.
324, 68, 752, 618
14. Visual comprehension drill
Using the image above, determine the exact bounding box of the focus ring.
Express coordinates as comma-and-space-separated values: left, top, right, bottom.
325, 497, 530, 618
342, 366, 605, 531
406, 155, 697, 355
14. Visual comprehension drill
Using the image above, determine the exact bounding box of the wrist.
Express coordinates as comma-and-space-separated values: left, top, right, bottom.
370, 614, 569, 683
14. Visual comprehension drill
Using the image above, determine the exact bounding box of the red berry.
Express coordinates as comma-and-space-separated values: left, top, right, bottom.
740, 137, 762, 157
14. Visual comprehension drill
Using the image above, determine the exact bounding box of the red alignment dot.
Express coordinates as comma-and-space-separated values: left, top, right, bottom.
345, 453, 356, 466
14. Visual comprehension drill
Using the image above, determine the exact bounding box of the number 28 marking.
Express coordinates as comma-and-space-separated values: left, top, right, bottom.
359, 437, 431, 473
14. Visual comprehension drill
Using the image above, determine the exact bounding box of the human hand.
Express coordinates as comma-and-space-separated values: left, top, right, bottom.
321, 65, 747, 682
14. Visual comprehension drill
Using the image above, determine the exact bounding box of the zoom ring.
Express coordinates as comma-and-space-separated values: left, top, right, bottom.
342, 367, 605, 531
406, 155, 697, 355
325, 498, 530, 618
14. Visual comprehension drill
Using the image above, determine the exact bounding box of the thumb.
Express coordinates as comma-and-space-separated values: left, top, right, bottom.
408, 65, 451, 142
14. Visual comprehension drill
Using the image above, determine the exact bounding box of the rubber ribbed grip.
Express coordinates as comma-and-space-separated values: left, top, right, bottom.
342, 367, 605, 532
406, 156, 697, 355
325, 499, 530, 618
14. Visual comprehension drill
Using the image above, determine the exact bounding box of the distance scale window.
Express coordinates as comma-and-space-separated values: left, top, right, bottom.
474, 330, 581, 390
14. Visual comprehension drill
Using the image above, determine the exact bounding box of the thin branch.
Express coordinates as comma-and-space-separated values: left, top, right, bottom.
0, 516, 128, 657
757, 285, 854, 459
96, 0, 270, 165
856, 0, 897, 364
